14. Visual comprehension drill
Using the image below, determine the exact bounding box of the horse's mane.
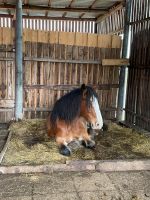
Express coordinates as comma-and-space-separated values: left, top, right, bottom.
50, 85, 98, 125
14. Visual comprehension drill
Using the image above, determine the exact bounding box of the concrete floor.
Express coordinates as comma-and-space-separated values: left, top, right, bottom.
0, 171, 150, 200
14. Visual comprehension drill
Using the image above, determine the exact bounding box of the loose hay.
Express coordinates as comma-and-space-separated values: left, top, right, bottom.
2, 119, 150, 165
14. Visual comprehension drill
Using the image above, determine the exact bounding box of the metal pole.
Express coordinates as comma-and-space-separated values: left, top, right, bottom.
15, 0, 23, 120
117, 0, 132, 121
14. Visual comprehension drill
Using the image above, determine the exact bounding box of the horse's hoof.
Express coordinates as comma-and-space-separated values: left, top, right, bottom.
82, 140, 95, 149
59, 145, 71, 156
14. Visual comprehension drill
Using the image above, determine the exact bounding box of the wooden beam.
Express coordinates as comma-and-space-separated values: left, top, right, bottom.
68, 0, 75, 7
79, 13, 85, 18
96, 3, 123, 23
102, 59, 129, 66
24, 57, 101, 64
89, 0, 98, 8
48, 0, 51, 6
62, 12, 67, 18
0, 4, 108, 13
24, 84, 119, 90
0, 14, 96, 21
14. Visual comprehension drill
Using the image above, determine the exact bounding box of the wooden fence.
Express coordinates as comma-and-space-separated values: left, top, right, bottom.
0, 28, 122, 122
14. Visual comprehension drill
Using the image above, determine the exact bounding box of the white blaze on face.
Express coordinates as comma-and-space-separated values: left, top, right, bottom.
92, 96, 103, 130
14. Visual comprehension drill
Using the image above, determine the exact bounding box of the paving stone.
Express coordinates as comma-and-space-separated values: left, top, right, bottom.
0, 175, 33, 198
33, 192, 79, 200
73, 172, 116, 192
107, 171, 150, 191
0, 196, 32, 200
120, 190, 150, 200
33, 173, 76, 194
79, 191, 123, 200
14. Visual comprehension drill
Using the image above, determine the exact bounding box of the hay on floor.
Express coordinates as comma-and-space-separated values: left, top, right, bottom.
2, 119, 150, 166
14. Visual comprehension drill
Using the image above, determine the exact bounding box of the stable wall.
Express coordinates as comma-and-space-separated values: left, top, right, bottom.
0, 28, 122, 122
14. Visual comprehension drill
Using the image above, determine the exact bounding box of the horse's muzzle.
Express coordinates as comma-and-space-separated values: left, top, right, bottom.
91, 122, 103, 130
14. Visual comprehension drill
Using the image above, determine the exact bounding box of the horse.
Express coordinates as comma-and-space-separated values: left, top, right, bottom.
47, 84, 103, 156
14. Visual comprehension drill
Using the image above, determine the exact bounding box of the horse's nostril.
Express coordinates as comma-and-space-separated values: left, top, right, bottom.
96, 123, 99, 126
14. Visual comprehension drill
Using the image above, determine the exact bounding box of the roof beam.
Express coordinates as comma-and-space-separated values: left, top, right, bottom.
68, 0, 75, 8
0, 14, 96, 21
62, 12, 67, 17
0, 4, 108, 13
89, 0, 98, 8
96, 3, 123, 23
79, 13, 85, 18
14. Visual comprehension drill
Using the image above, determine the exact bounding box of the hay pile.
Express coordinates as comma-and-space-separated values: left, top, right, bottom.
95, 123, 150, 160
2, 119, 150, 166
2, 119, 94, 165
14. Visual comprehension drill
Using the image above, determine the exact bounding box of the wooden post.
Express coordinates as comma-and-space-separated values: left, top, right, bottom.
15, 0, 23, 120
117, 0, 131, 121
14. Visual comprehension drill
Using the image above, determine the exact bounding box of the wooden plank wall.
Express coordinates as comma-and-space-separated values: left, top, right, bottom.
125, 0, 150, 131
0, 27, 122, 122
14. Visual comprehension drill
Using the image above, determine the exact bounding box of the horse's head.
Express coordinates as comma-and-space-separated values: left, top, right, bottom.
80, 84, 103, 130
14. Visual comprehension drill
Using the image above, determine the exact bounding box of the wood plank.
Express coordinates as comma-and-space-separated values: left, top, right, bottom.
111, 35, 122, 48
87, 33, 98, 47
49, 31, 59, 44
75, 32, 88, 46
0, 100, 15, 108
97, 35, 112, 48
24, 57, 101, 64
59, 32, 75, 46
102, 59, 129, 66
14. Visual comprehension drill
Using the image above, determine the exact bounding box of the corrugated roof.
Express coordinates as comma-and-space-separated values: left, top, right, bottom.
0, 0, 124, 20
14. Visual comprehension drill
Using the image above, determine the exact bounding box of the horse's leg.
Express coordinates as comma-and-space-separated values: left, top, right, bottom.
81, 131, 96, 149
56, 136, 71, 156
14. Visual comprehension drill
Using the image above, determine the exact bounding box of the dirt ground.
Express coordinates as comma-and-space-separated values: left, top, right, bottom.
2, 119, 150, 165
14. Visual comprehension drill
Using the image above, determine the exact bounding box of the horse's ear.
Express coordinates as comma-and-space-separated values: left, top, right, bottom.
81, 84, 86, 91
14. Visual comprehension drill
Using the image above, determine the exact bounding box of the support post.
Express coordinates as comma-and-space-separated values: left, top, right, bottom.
117, 0, 131, 121
15, 0, 23, 120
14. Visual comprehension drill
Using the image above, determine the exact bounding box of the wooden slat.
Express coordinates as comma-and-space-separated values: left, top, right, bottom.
75, 32, 88, 46
97, 35, 112, 48
87, 33, 98, 47
102, 59, 129, 66
0, 100, 15, 108
59, 32, 75, 45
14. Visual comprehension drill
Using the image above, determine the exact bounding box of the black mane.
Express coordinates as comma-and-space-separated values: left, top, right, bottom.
50, 85, 98, 125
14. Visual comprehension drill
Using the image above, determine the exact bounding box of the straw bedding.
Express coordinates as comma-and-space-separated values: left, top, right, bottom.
2, 119, 150, 165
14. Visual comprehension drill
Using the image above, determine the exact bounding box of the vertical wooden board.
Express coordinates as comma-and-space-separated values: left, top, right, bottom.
2, 28, 13, 44
0, 28, 3, 44
72, 46, 79, 85
75, 32, 88, 47
49, 31, 59, 44
66, 45, 73, 85
23, 29, 32, 42
78, 47, 84, 84
98, 35, 112, 48
88, 47, 94, 84
38, 31, 48, 43
112, 35, 122, 48
82, 47, 88, 84
59, 32, 75, 45
31, 30, 38, 43
87, 33, 98, 47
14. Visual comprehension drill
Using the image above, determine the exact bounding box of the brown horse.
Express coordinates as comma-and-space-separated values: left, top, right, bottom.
47, 84, 103, 156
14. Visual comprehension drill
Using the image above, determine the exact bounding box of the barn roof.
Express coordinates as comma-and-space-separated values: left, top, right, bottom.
0, 0, 124, 21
